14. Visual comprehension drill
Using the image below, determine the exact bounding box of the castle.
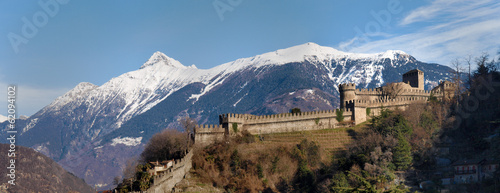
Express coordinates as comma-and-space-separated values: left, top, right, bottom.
194, 69, 456, 146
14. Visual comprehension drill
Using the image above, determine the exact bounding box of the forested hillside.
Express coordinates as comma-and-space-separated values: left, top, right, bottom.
0, 144, 94, 193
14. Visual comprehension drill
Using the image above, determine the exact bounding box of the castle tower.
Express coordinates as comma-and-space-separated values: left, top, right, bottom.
402, 69, 424, 90
339, 83, 356, 108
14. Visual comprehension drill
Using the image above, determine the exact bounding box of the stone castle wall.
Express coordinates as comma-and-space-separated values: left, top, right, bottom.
347, 96, 429, 123
139, 150, 193, 193
193, 109, 353, 146
193, 69, 454, 147
339, 83, 440, 107
147, 69, 453, 193
222, 109, 353, 135
194, 124, 226, 146
403, 69, 424, 89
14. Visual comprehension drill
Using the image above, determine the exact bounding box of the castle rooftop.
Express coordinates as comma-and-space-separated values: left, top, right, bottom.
403, 69, 423, 75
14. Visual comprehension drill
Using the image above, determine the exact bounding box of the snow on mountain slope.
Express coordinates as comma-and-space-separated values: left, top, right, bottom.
5, 42, 455, 190
0, 114, 7, 123
49, 53, 222, 132
210, 42, 412, 71
41, 82, 98, 112
140, 51, 188, 69
189, 42, 414, 100
110, 136, 142, 146
20, 42, 418, 140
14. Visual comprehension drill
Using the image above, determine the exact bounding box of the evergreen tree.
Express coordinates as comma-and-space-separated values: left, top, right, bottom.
392, 136, 412, 171
290, 107, 302, 114
336, 109, 345, 122
331, 172, 349, 189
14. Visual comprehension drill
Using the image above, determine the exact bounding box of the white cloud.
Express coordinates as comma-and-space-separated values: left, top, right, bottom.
339, 0, 500, 66
0, 82, 70, 117
400, 0, 493, 25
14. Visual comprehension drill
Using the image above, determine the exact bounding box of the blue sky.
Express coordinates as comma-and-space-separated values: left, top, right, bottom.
1, 0, 499, 116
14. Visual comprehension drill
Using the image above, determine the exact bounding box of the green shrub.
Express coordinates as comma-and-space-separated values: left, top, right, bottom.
366, 108, 371, 116
257, 164, 264, 179
237, 130, 255, 144
336, 109, 344, 122
232, 123, 238, 133
271, 156, 279, 173
331, 172, 349, 189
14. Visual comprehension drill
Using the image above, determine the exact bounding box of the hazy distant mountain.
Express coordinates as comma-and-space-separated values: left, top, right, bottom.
0, 144, 94, 193
0, 42, 454, 189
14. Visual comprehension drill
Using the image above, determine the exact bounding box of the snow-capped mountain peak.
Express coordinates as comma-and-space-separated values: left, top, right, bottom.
140, 51, 186, 69
221, 42, 417, 71
379, 50, 412, 61
42, 82, 98, 112
6, 42, 456, 190
248, 42, 347, 65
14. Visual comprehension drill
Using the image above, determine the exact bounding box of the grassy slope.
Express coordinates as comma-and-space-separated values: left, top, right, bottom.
260, 123, 367, 158
174, 123, 367, 192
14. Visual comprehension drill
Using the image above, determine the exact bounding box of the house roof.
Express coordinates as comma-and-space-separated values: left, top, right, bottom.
483, 159, 499, 165
403, 69, 423, 75
452, 158, 485, 166
150, 161, 162, 166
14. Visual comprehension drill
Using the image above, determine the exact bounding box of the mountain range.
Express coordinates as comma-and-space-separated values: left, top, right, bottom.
0, 42, 454, 190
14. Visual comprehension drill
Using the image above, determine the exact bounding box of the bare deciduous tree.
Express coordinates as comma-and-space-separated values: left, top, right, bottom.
364, 146, 393, 177
465, 55, 473, 88
382, 82, 405, 99
450, 58, 465, 102
141, 129, 187, 163
123, 157, 138, 179
113, 176, 121, 186
122, 156, 139, 190
179, 116, 197, 148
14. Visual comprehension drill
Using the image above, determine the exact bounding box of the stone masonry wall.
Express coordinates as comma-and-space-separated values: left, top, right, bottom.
350, 96, 429, 123
220, 109, 353, 135
194, 124, 226, 146
143, 150, 193, 193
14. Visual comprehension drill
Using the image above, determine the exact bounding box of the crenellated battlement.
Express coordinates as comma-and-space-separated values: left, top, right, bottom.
354, 87, 435, 95
148, 150, 193, 193
339, 69, 455, 109
352, 96, 428, 107
354, 88, 382, 95
194, 124, 226, 146
195, 124, 225, 133
193, 69, 456, 147
339, 83, 356, 91
220, 109, 351, 124
215, 109, 354, 136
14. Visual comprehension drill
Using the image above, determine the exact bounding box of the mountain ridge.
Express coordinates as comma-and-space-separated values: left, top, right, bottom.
1, 42, 454, 190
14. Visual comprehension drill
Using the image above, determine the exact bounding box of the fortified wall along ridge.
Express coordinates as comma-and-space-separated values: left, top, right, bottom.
194, 69, 456, 146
